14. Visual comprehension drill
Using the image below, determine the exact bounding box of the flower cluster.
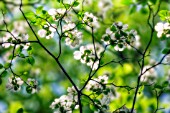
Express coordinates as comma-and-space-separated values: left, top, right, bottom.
140, 65, 157, 84
50, 86, 79, 113
48, 8, 66, 21
63, 23, 82, 48
101, 22, 138, 51
26, 78, 39, 94
6, 76, 24, 91
83, 12, 98, 27
1, 20, 30, 49
86, 75, 114, 112
73, 43, 103, 70
155, 22, 170, 38
86, 75, 108, 91
38, 23, 56, 39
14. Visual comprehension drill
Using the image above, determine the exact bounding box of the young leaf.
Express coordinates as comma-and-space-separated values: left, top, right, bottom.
162, 81, 169, 87
36, 6, 43, 14
0, 64, 3, 69
26, 86, 32, 94
1, 71, 8, 77
4, 63, 11, 69
162, 48, 170, 54
26, 56, 35, 66
17, 108, 24, 113
73, 1, 79, 7
0, 78, 2, 85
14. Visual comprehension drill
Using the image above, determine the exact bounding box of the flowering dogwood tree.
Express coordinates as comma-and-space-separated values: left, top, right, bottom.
0, 0, 170, 113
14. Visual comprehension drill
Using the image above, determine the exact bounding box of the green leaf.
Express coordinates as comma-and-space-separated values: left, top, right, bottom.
57, 0, 61, 3
26, 56, 35, 66
162, 81, 169, 87
158, 10, 169, 21
0, 78, 2, 85
129, 5, 137, 14
25, 12, 35, 18
36, 6, 43, 14
27, 46, 33, 55
0, 64, 3, 69
1, 71, 8, 77
162, 48, 170, 54
65, 4, 71, 9
16, 46, 23, 54
4, 63, 11, 68
19, 53, 25, 58
121, 0, 133, 5
154, 84, 162, 89
110, 25, 117, 32
138, 85, 144, 94
26, 86, 32, 94
17, 108, 24, 113
73, 1, 79, 7
149, 0, 157, 4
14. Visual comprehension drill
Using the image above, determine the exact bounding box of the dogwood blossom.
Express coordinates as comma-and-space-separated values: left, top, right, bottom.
73, 43, 103, 70
83, 12, 98, 27
140, 65, 157, 83
6, 76, 24, 91
63, 23, 82, 48
101, 22, 138, 51
155, 22, 170, 38
37, 24, 56, 39
26, 78, 39, 94
50, 86, 79, 113
86, 75, 108, 91
48, 8, 66, 20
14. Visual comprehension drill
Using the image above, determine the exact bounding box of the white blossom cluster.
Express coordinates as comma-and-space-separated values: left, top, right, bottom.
155, 22, 170, 38
140, 65, 157, 84
6, 77, 38, 94
1, 20, 30, 49
101, 22, 138, 51
73, 43, 104, 70
48, 8, 66, 21
6, 76, 24, 91
86, 75, 115, 113
86, 75, 108, 91
50, 86, 79, 113
83, 12, 98, 27
38, 23, 56, 39
63, 23, 82, 48
26, 78, 39, 94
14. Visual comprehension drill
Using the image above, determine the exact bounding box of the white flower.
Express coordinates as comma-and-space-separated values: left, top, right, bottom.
140, 65, 157, 83
27, 78, 38, 94
38, 29, 47, 38
73, 51, 82, 60
48, 8, 58, 16
63, 23, 76, 31
155, 22, 170, 38
114, 45, 125, 51
83, 12, 98, 26
73, 44, 103, 70
6, 76, 24, 91
2, 43, 11, 48
23, 43, 30, 49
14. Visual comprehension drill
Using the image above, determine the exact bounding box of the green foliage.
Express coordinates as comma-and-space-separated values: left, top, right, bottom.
26, 56, 35, 65
17, 108, 24, 113
159, 10, 170, 21
162, 48, 170, 54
